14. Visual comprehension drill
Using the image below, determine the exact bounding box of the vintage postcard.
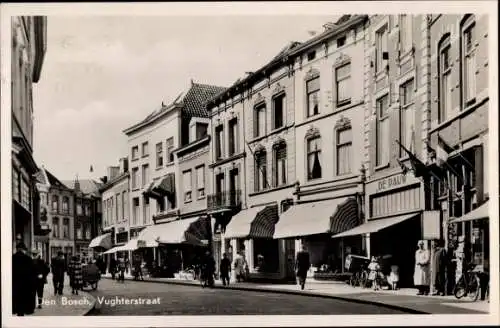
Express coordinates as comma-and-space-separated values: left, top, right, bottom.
1, 1, 498, 327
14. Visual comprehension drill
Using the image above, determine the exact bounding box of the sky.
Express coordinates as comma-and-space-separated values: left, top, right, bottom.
32, 15, 337, 181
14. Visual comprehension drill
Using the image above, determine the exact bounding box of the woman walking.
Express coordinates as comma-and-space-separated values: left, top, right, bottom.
68, 255, 83, 295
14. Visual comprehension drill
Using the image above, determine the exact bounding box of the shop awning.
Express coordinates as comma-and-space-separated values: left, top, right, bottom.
122, 236, 158, 251
103, 245, 128, 254
449, 201, 489, 224
143, 173, 175, 199
332, 212, 419, 239
88, 233, 112, 249
224, 205, 279, 239
137, 217, 211, 246
274, 198, 360, 239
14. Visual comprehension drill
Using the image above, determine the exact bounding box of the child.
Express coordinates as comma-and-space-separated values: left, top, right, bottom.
368, 256, 381, 291
388, 264, 400, 290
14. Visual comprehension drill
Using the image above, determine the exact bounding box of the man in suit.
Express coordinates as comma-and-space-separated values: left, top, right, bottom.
12, 242, 37, 316
32, 249, 50, 308
51, 251, 66, 295
296, 244, 311, 290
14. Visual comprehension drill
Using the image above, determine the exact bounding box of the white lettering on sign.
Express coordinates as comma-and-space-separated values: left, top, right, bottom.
376, 174, 407, 192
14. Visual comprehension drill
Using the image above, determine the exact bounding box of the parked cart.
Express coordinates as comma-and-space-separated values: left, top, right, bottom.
82, 262, 101, 291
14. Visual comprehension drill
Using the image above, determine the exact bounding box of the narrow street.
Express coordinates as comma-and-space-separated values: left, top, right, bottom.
87, 279, 408, 315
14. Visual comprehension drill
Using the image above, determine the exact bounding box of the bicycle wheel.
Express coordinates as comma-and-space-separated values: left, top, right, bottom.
467, 274, 480, 302
454, 276, 466, 299
360, 271, 369, 288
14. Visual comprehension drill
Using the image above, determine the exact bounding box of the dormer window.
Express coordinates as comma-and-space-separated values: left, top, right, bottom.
337, 36, 346, 48
307, 51, 316, 61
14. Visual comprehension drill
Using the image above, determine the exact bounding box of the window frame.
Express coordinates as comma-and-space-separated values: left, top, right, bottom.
141, 141, 149, 157
63, 218, 70, 239
131, 146, 139, 161
438, 35, 452, 123
306, 135, 322, 181
376, 24, 389, 73
399, 78, 416, 157
254, 150, 268, 192
335, 62, 352, 107
273, 142, 287, 187
131, 167, 139, 189
306, 76, 320, 118
375, 94, 390, 166
336, 126, 353, 176
228, 117, 238, 156
141, 164, 149, 187
183, 169, 193, 203
52, 217, 60, 238
399, 14, 413, 54
196, 165, 206, 199
461, 15, 477, 108
166, 137, 175, 164
156, 142, 163, 168
253, 102, 266, 138
272, 92, 286, 130
215, 124, 224, 159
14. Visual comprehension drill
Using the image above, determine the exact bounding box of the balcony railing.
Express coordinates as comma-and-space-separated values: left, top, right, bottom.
207, 190, 242, 211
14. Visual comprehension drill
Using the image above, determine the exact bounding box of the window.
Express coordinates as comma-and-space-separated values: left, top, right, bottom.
438, 37, 452, 122
12, 168, 20, 202
255, 151, 268, 191
215, 125, 224, 159
306, 77, 320, 117
272, 93, 286, 130
76, 199, 82, 215
400, 79, 415, 156
273, 143, 287, 187
141, 142, 149, 157
336, 127, 353, 175
21, 178, 30, 209
110, 197, 114, 223
76, 224, 83, 240
307, 136, 322, 180
131, 146, 139, 160
143, 197, 150, 225
376, 25, 389, 72
52, 195, 59, 212
335, 63, 351, 106
307, 51, 316, 61
166, 137, 174, 163
254, 103, 266, 137
156, 142, 163, 168
142, 164, 149, 187
196, 123, 208, 140
52, 217, 60, 238
376, 94, 390, 166
84, 203, 91, 216
62, 196, 69, 214
215, 173, 225, 194
462, 17, 476, 105
400, 15, 413, 53
63, 218, 70, 239
337, 36, 346, 48
183, 170, 192, 202
122, 192, 126, 221
196, 166, 205, 198
116, 194, 120, 221
132, 198, 140, 225
85, 225, 91, 239
228, 118, 238, 156
131, 167, 139, 189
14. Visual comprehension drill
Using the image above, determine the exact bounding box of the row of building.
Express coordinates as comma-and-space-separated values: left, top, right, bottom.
30, 14, 489, 289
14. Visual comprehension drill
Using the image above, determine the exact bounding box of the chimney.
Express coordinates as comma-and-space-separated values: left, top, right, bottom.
119, 157, 129, 174
107, 166, 120, 180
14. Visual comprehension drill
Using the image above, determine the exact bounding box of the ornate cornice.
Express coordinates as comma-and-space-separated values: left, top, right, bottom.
305, 125, 321, 139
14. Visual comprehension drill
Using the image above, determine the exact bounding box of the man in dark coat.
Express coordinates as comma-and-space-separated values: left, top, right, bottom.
432, 240, 448, 296
201, 250, 215, 287
296, 244, 310, 290
12, 242, 37, 316
220, 252, 231, 286
109, 257, 117, 280
32, 249, 50, 309
51, 251, 66, 295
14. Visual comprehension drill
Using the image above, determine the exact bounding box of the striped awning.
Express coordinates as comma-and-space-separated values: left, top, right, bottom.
274, 198, 360, 239
224, 205, 279, 239
143, 173, 175, 199
88, 233, 112, 249
332, 213, 419, 238
449, 201, 489, 224
137, 217, 212, 246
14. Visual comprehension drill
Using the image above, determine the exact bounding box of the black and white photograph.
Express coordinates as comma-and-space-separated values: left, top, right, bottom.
1, 1, 498, 327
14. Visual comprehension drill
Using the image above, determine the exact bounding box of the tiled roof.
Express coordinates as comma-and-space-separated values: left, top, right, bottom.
181, 82, 226, 118
45, 170, 70, 190
62, 179, 102, 196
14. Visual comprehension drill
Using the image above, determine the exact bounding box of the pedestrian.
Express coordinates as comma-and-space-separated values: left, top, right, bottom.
133, 255, 144, 281
32, 249, 50, 309
296, 244, 310, 290
109, 257, 117, 280
12, 242, 37, 316
220, 253, 231, 286
368, 256, 381, 291
68, 255, 83, 295
117, 256, 126, 282
233, 250, 247, 283
200, 250, 215, 287
51, 251, 66, 295
414, 240, 431, 295
431, 240, 447, 296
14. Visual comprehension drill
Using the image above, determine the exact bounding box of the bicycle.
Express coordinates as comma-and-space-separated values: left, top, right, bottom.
453, 263, 481, 301
349, 267, 369, 288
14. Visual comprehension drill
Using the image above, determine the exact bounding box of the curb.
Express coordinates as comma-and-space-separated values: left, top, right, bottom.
82, 292, 97, 316
102, 276, 427, 314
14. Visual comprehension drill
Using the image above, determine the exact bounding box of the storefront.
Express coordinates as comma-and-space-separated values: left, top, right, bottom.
223, 205, 281, 280
273, 197, 362, 279
333, 172, 425, 287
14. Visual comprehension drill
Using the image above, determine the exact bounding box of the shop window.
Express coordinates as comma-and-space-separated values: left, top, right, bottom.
253, 239, 280, 273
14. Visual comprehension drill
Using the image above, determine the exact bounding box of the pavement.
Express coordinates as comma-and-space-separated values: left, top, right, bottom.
102, 272, 490, 314
31, 274, 96, 316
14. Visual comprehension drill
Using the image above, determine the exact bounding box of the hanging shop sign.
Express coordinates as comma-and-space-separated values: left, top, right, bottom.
423, 210, 441, 240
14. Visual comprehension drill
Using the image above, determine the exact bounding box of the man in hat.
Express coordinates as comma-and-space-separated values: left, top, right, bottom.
296, 244, 311, 290
32, 249, 50, 308
12, 242, 37, 316
51, 251, 66, 295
